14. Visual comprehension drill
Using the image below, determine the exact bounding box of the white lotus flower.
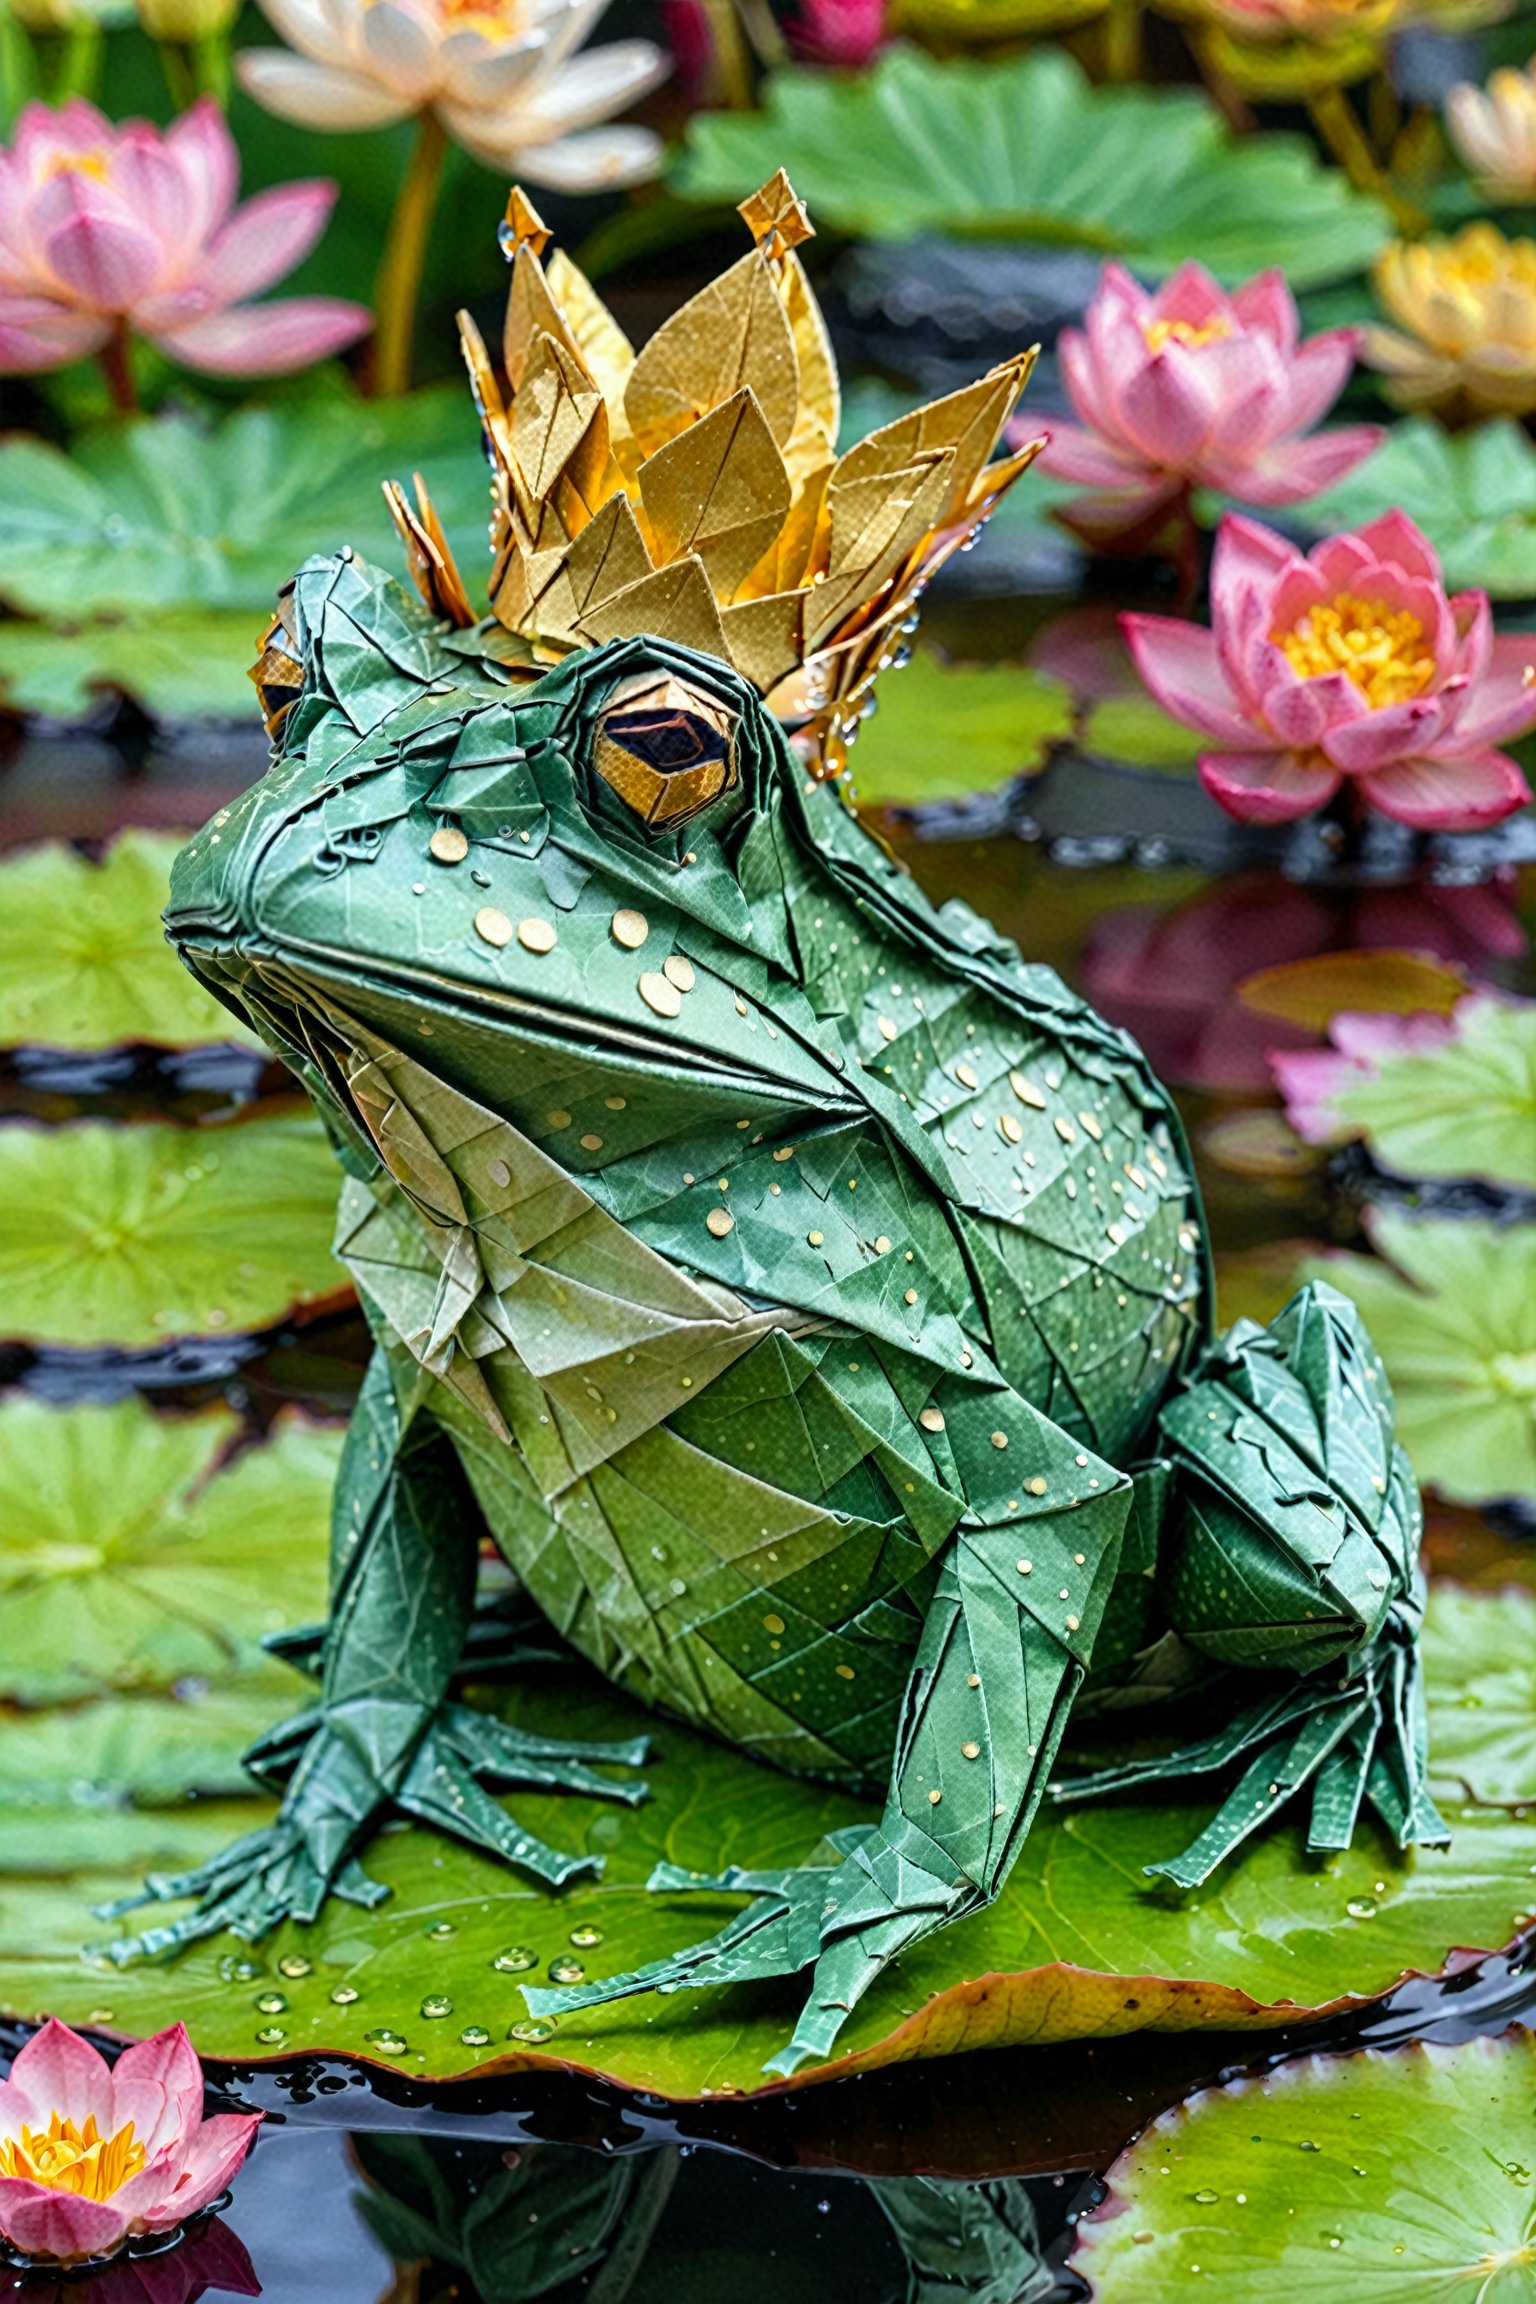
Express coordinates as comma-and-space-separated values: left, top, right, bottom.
236, 0, 668, 189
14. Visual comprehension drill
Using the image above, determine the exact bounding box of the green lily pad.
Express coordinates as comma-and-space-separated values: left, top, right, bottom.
1310, 999, 1536, 1192
6, 1618, 1536, 2095
0, 1112, 347, 1348
0, 834, 260, 1052
0, 390, 489, 626
1302, 1214, 1536, 1508
0, 1396, 336, 1706
1301, 418, 1536, 599
1071, 2030, 1536, 2299
843, 653, 1071, 807
672, 48, 1390, 288
1423, 1584, 1536, 1810
0, 613, 266, 722
0, 1675, 296, 1810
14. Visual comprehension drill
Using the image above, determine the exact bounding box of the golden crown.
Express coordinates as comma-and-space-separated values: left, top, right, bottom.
385, 171, 1043, 777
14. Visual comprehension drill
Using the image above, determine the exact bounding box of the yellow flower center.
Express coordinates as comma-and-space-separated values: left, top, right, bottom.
1273, 591, 1435, 709
1142, 316, 1232, 355
0, 2114, 147, 2203
39, 150, 111, 183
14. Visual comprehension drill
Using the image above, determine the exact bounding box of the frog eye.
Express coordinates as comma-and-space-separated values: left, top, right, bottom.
593, 672, 739, 830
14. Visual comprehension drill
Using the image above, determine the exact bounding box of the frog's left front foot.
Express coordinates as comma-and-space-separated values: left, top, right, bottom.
96, 1701, 650, 1962
522, 1823, 967, 2079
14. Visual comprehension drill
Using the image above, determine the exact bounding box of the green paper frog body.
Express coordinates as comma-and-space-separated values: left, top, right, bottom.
114, 552, 1445, 2076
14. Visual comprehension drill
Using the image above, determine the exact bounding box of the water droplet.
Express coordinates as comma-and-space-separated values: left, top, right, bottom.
815, 2200, 831, 2215
459, 2025, 492, 2047
364, 2028, 408, 2054
254, 2027, 286, 2046
420, 1995, 453, 2019
1192, 2190, 1220, 2205
219, 1954, 262, 1983
493, 1945, 539, 1973
1299, 2141, 1320, 2153
330, 1985, 359, 2006
548, 1956, 585, 1984
254, 1992, 287, 2015
1345, 1897, 1378, 1920
508, 2018, 558, 2043
1505, 2162, 1532, 2185
569, 1926, 604, 1948
424, 1921, 457, 1941
277, 1954, 313, 1978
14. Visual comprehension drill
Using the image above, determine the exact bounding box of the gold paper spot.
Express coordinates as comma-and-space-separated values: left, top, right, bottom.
638, 971, 682, 1018
990, 1430, 1008, 1449
1010, 1071, 1046, 1109
874, 1235, 892, 1254
919, 1406, 945, 1433
878, 1016, 898, 1042
763, 1613, 786, 1634
1054, 1115, 1077, 1143
904, 1287, 918, 1305
706, 1207, 734, 1237
475, 906, 513, 947
1027, 1476, 1049, 1495
956, 1062, 979, 1089
580, 1133, 604, 1151
518, 917, 557, 953
807, 1228, 824, 1246
663, 954, 695, 992
612, 908, 648, 949
835, 1663, 855, 1680
927, 1788, 942, 1805
962, 1741, 981, 1760
546, 1109, 572, 1129
487, 1158, 511, 1188
999, 1113, 1023, 1145
429, 825, 468, 864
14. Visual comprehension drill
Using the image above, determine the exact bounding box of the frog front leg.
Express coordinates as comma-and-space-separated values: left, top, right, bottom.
100, 1349, 648, 1960
525, 1394, 1134, 2077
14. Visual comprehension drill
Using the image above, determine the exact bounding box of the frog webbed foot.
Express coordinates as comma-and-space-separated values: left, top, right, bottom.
521, 1823, 969, 2079
96, 1703, 651, 1962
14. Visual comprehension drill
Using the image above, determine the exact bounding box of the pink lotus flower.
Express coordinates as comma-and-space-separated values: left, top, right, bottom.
0, 2020, 260, 2267
787, 0, 887, 65
0, 98, 369, 387
12, 2216, 260, 2303
1271, 1004, 1467, 1142
1039, 262, 1383, 542
1123, 510, 1536, 830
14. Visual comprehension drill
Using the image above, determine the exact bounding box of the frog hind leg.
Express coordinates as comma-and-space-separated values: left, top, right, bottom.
1051, 1280, 1449, 1885
97, 1348, 648, 1960
523, 1397, 1133, 2076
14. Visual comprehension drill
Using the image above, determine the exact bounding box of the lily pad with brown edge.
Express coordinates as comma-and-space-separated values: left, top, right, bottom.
6, 1630, 1536, 2096
844, 653, 1072, 809
0, 1396, 336, 1707
1237, 949, 1470, 1031
1423, 1584, 1536, 1811
0, 1111, 348, 1348
1070, 2031, 1536, 2300
0, 834, 261, 1053
1302, 1213, 1536, 1508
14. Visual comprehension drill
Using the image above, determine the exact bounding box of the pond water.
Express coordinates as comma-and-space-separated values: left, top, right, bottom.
5, 566, 1536, 2303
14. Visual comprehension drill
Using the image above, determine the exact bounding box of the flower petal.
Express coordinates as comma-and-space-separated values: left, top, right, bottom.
1120, 612, 1256, 742
235, 48, 415, 128
358, 0, 443, 100
1321, 696, 1449, 775
1217, 423, 1384, 507
109, 2023, 205, 2159
1200, 748, 1341, 823
40, 201, 164, 312
151, 293, 370, 374
1275, 328, 1360, 433
134, 2113, 264, 2232
1229, 266, 1298, 354
0, 305, 112, 370
1352, 507, 1443, 585
1209, 511, 1301, 636
9, 2019, 115, 2130
163, 96, 239, 250
0, 2174, 128, 2263
1445, 627, 1536, 748
1036, 420, 1152, 489
513, 39, 669, 134
180, 179, 338, 305
1113, 338, 1219, 467
1269, 1045, 1361, 1141
1359, 747, 1533, 830
254, 0, 358, 66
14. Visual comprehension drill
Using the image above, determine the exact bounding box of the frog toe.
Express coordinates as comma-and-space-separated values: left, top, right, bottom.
396, 1725, 605, 1889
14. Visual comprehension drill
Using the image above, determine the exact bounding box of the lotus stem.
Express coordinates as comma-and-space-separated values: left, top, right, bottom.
156, 35, 194, 106
1306, 81, 1425, 234
54, 14, 100, 98
701, 0, 753, 108
372, 107, 448, 399
1103, 0, 1142, 84
191, 25, 230, 101
97, 320, 139, 415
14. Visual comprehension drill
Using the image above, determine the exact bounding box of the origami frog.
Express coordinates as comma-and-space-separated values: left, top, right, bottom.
110, 180, 1446, 2075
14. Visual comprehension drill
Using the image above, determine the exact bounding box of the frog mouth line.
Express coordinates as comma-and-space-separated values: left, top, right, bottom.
177, 927, 868, 1120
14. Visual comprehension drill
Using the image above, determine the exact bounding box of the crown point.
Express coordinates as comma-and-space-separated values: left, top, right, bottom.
499, 186, 551, 263
738, 170, 814, 261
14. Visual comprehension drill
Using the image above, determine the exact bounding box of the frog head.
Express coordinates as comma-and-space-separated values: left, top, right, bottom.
166, 552, 860, 1169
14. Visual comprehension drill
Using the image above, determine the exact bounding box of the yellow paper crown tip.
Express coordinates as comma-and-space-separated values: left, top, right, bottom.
401, 178, 1042, 775
738, 170, 815, 262
500, 186, 551, 262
